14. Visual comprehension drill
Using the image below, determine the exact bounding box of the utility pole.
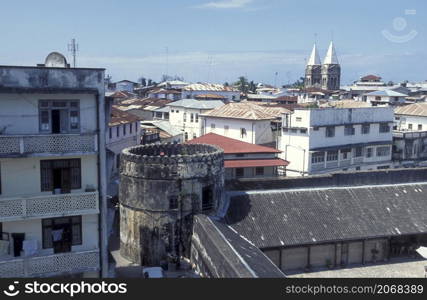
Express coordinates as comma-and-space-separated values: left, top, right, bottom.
68, 38, 79, 68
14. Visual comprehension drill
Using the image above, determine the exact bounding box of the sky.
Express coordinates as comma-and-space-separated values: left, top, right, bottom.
0, 0, 426, 85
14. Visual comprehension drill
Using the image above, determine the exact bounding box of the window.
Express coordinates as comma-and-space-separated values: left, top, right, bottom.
211, 124, 216, 130
256, 167, 264, 176
190, 113, 194, 123
171, 109, 175, 113
42, 216, 82, 251
341, 148, 351, 159
129, 123, 133, 134
116, 154, 120, 170
202, 186, 214, 211
109, 128, 112, 139
326, 126, 335, 137
195, 113, 199, 123
240, 128, 247, 138
300, 129, 307, 134
296, 117, 302, 122
311, 152, 325, 164
40, 159, 81, 193
379, 123, 390, 133
408, 124, 413, 130
193, 133, 197, 139
326, 151, 338, 161
376, 146, 390, 157
169, 196, 178, 210
344, 125, 355, 136
39, 100, 80, 134
183, 112, 187, 122
116, 126, 120, 137
418, 124, 423, 130
313, 127, 319, 131
354, 147, 363, 157
236, 168, 244, 177
361, 124, 370, 134
377, 165, 390, 170
123, 124, 126, 136
366, 148, 373, 158
185, 132, 188, 141
224, 125, 229, 135
375, 96, 381, 101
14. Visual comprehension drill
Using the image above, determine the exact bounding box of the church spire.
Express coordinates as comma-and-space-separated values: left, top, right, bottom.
323, 41, 339, 65
307, 43, 321, 66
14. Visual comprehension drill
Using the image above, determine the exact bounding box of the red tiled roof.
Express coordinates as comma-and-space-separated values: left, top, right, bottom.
187, 133, 281, 154
224, 159, 288, 168
361, 74, 381, 81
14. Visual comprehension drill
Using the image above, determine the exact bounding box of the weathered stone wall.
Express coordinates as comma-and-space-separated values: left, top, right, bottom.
119, 143, 224, 266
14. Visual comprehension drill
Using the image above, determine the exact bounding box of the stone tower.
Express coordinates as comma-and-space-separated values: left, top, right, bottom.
304, 43, 322, 88
321, 41, 341, 90
119, 143, 224, 266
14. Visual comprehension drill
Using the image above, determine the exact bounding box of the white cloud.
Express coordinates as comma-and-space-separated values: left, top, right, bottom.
195, 0, 253, 9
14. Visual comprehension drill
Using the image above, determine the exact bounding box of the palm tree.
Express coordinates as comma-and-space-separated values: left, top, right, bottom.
234, 76, 250, 94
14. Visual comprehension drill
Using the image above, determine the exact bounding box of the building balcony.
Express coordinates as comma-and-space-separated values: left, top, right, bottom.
0, 249, 100, 277
0, 192, 99, 222
0, 133, 98, 157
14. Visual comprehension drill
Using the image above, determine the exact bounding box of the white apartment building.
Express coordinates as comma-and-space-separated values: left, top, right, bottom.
167, 99, 224, 141
393, 103, 427, 166
106, 107, 141, 198
201, 102, 288, 145
0, 53, 108, 277
279, 107, 394, 176
364, 90, 408, 106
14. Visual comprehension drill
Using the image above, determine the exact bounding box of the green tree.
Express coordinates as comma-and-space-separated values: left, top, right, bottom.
234, 76, 250, 93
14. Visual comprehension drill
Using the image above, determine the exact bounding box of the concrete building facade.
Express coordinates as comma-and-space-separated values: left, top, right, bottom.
0, 54, 108, 277
279, 107, 394, 176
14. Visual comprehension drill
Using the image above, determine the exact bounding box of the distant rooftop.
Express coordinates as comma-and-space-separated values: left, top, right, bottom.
183, 83, 238, 92
201, 101, 288, 120
395, 103, 427, 117
365, 90, 408, 97
166, 99, 224, 110
187, 133, 280, 154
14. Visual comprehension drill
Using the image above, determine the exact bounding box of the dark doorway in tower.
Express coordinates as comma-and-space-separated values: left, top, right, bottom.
202, 186, 214, 211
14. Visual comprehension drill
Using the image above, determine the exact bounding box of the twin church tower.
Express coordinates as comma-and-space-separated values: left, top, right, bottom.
304, 41, 341, 91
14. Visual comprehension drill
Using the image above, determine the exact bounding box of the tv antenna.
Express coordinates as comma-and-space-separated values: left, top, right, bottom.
68, 38, 79, 67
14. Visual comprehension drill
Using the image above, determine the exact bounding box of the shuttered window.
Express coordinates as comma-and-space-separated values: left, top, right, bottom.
40, 159, 81, 192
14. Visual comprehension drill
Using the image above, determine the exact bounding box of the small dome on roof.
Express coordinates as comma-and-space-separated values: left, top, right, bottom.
44, 52, 68, 68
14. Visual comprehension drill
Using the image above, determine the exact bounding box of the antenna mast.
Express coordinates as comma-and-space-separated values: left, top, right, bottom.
68, 38, 79, 68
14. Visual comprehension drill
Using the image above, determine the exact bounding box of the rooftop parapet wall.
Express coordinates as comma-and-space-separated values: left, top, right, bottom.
121, 143, 224, 180
0, 66, 105, 91
226, 168, 427, 191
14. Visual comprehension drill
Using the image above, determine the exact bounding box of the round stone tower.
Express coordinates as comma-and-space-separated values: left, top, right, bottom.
119, 143, 224, 266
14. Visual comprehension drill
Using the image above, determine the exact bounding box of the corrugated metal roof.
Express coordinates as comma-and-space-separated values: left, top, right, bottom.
225, 183, 427, 249
395, 103, 427, 117
166, 99, 224, 110
201, 102, 289, 120
183, 83, 239, 92
109, 107, 140, 126
365, 90, 408, 97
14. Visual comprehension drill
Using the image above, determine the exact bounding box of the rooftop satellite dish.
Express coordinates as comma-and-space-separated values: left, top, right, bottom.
44, 52, 68, 68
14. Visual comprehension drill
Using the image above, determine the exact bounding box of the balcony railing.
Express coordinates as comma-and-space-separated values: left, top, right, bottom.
0, 192, 99, 222
0, 133, 97, 157
0, 249, 100, 277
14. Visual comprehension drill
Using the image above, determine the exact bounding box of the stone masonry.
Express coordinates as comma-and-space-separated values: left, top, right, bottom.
119, 143, 224, 266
